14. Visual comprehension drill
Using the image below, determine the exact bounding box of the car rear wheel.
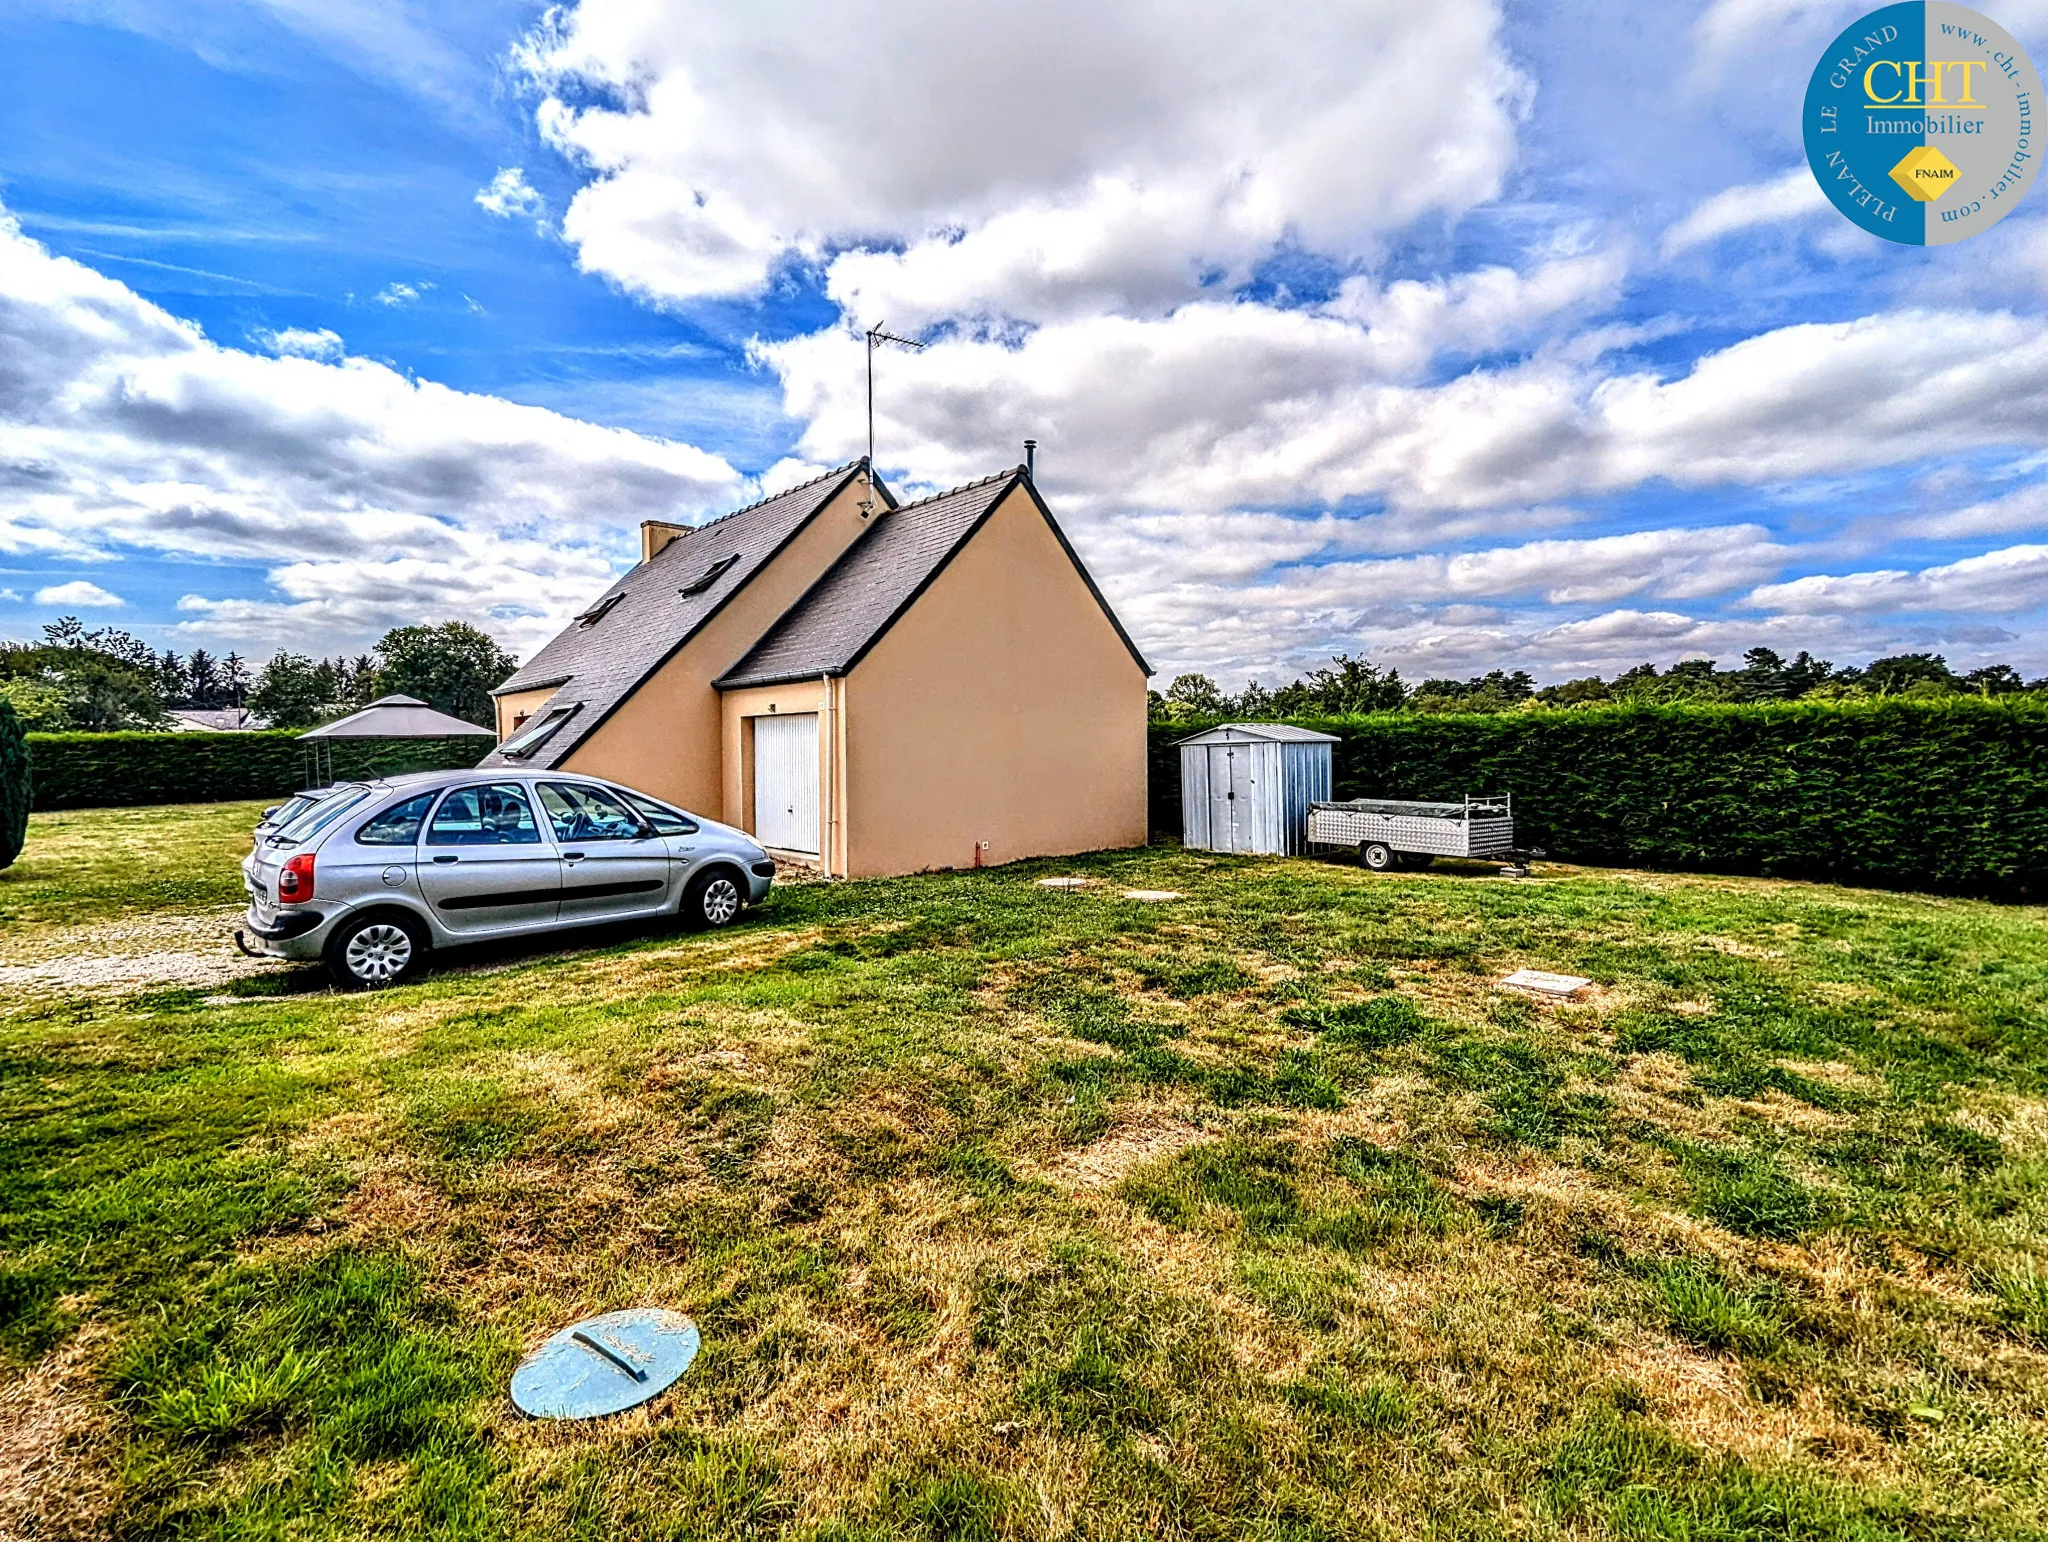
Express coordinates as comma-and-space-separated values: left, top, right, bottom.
1360, 842, 1396, 872
326, 912, 425, 989
683, 869, 744, 930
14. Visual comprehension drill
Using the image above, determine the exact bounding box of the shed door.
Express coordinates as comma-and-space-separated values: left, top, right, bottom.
1207, 744, 1243, 852
753, 714, 819, 855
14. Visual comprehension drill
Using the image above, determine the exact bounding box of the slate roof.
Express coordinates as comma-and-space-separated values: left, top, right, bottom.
479, 460, 875, 770
716, 468, 1149, 690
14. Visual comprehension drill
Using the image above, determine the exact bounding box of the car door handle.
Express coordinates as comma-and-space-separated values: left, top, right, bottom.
562, 852, 586, 863
433, 854, 459, 864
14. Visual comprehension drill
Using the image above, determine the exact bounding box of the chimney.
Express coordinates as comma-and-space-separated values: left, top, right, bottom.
639, 519, 689, 564
1023, 439, 1037, 480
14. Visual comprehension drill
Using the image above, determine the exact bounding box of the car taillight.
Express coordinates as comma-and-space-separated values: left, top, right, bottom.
278, 853, 316, 904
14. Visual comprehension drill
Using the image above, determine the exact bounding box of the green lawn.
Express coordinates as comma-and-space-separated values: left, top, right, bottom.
2, 805, 2045, 1539
0, 799, 269, 937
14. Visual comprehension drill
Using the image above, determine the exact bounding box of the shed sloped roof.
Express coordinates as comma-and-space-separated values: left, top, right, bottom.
479, 460, 875, 770
1173, 723, 1340, 747
718, 469, 1150, 689
300, 695, 496, 739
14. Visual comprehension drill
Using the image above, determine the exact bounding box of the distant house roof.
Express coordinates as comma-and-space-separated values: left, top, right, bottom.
1173, 723, 1341, 747
168, 707, 260, 732
299, 695, 496, 739
480, 459, 881, 771
718, 468, 1151, 690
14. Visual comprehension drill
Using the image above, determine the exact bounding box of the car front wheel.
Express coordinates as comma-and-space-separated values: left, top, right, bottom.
325, 912, 426, 989
683, 869, 745, 930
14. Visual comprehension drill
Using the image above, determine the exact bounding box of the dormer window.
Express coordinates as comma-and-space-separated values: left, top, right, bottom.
576, 593, 625, 629
500, 702, 580, 759
679, 554, 740, 596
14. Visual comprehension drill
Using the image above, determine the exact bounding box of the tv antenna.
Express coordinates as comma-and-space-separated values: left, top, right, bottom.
864, 321, 925, 477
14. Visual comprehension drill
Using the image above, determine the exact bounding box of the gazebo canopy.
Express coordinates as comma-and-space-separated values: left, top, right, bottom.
298, 694, 496, 740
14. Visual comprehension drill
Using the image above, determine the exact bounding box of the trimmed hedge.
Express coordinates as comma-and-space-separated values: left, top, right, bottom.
1149, 698, 2048, 898
25, 731, 492, 812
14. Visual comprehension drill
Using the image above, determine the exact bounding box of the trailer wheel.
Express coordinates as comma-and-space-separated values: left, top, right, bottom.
1360, 842, 1396, 872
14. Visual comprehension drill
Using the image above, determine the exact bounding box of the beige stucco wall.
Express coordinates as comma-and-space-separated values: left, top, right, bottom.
717, 680, 846, 873
839, 484, 1149, 877
494, 686, 561, 741
553, 473, 880, 816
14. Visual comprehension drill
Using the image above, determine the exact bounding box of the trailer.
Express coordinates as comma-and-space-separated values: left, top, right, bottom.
1307, 793, 1519, 872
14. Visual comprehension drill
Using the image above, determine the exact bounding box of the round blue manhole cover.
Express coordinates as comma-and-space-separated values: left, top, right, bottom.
510, 1308, 701, 1420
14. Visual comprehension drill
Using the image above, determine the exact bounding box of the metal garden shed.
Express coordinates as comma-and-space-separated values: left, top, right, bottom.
1176, 723, 1338, 855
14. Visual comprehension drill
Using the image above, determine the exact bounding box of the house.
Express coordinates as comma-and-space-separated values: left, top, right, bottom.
483, 458, 1151, 877
168, 706, 262, 732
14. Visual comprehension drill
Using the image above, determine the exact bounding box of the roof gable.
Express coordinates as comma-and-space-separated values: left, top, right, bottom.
480, 459, 880, 769
717, 469, 1150, 690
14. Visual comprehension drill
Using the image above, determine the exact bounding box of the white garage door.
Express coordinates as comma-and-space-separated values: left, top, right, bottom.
753, 713, 819, 855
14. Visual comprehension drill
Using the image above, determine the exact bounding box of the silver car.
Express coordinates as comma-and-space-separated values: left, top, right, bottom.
236, 769, 776, 989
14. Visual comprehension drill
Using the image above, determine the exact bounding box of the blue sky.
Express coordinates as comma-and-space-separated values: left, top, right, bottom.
0, 0, 2040, 685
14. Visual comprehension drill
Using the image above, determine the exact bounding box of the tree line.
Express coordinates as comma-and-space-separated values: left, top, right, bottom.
1148, 647, 2047, 722
0, 618, 517, 732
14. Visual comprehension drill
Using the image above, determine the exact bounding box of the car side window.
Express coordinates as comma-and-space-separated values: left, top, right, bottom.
357, 791, 438, 846
537, 782, 644, 842
616, 788, 697, 836
425, 784, 543, 846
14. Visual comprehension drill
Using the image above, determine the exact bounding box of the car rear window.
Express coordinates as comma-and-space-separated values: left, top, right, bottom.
273, 786, 373, 843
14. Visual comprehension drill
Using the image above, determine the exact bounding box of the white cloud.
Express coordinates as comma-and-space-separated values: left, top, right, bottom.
0, 203, 748, 655
759, 305, 2046, 521
1690, 0, 1852, 64
0, 588, 20, 603
520, 0, 1528, 310
1742, 544, 2048, 616
1661, 169, 1827, 257
1896, 480, 2048, 541
475, 167, 547, 227
254, 326, 346, 362
1110, 524, 1790, 683
374, 281, 424, 306
35, 579, 125, 607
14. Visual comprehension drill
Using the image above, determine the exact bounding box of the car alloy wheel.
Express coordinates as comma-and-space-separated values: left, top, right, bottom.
699, 876, 742, 927
344, 922, 414, 985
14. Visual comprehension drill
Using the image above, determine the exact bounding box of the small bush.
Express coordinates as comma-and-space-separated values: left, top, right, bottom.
0, 699, 27, 869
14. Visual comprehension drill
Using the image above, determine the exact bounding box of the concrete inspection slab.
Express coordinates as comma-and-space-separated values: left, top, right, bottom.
1501, 968, 1591, 999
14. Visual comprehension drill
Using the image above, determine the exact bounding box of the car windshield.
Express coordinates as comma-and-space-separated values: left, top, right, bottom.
614, 788, 696, 836
271, 784, 374, 844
